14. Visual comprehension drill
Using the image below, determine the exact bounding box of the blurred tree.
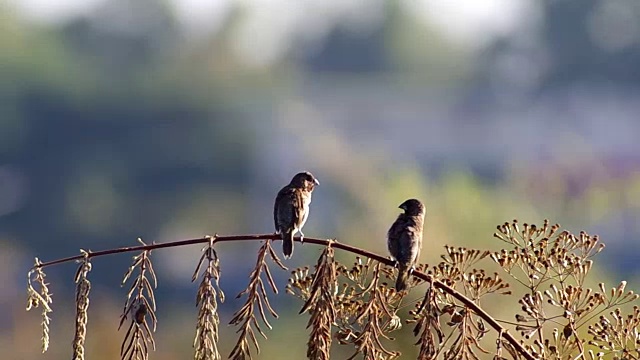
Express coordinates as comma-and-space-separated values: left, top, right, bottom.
0, 2, 257, 288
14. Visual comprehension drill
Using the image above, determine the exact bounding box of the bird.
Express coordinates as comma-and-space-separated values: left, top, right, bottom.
387, 198, 425, 292
273, 171, 319, 259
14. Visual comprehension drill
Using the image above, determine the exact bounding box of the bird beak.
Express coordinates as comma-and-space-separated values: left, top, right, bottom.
313, 178, 320, 185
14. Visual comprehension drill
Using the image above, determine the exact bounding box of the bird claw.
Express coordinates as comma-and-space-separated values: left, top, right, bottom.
388, 257, 399, 268
299, 232, 305, 244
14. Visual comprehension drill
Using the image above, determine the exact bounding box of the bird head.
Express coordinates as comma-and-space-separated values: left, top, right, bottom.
290, 171, 319, 190
399, 198, 425, 217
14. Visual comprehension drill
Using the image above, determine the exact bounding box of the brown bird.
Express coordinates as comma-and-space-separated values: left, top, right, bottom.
274, 171, 319, 259
387, 198, 425, 292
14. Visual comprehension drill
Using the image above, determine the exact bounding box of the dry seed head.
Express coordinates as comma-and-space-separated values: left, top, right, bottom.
72, 255, 92, 360
192, 241, 224, 360
617, 281, 627, 296
26, 258, 54, 353
119, 249, 158, 360
229, 241, 286, 359
302, 246, 337, 360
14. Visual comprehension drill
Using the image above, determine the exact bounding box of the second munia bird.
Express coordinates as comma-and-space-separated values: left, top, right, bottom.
387, 198, 425, 292
273, 171, 319, 259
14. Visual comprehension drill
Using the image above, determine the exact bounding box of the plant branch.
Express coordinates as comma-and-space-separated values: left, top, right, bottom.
32, 234, 535, 360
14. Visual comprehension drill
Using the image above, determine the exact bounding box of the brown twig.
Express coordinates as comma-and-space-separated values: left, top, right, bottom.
31, 233, 536, 360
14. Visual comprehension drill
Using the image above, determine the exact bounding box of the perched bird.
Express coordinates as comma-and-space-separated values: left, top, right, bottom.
387, 198, 425, 292
273, 171, 319, 259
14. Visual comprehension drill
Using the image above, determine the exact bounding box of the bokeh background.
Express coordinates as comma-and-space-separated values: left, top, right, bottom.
2, 0, 640, 358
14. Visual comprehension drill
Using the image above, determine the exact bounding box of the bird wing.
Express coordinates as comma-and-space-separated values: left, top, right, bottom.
274, 186, 304, 232
387, 214, 422, 265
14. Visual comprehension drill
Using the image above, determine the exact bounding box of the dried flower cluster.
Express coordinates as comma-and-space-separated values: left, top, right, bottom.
405, 245, 511, 360
493, 220, 640, 359
118, 239, 158, 360
588, 306, 640, 359
288, 256, 403, 359
25, 220, 640, 360
340, 263, 401, 359
192, 237, 225, 360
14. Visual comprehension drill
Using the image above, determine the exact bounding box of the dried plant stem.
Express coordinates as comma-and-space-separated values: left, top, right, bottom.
118, 243, 158, 360
31, 234, 536, 360
72, 250, 92, 360
26, 257, 53, 353
346, 263, 400, 359
192, 238, 225, 360
300, 244, 337, 360
228, 240, 282, 360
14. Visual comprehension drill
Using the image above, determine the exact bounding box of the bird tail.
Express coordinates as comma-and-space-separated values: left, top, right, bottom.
282, 230, 294, 259
395, 264, 410, 292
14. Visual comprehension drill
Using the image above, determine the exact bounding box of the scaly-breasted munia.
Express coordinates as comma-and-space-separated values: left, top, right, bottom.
387, 198, 425, 292
274, 171, 319, 259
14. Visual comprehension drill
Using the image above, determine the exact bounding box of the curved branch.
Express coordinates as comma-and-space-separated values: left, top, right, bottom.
32, 234, 535, 360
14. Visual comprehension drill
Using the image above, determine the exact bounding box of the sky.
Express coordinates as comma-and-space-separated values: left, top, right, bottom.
5, 0, 534, 51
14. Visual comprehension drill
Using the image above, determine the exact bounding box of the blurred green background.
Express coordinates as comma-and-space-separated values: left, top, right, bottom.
2, 0, 640, 358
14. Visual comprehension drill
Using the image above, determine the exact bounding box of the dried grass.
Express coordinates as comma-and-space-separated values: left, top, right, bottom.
26, 257, 53, 353
118, 238, 158, 360
192, 236, 225, 360
228, 239, 286, 360
72, 250, 92, 360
